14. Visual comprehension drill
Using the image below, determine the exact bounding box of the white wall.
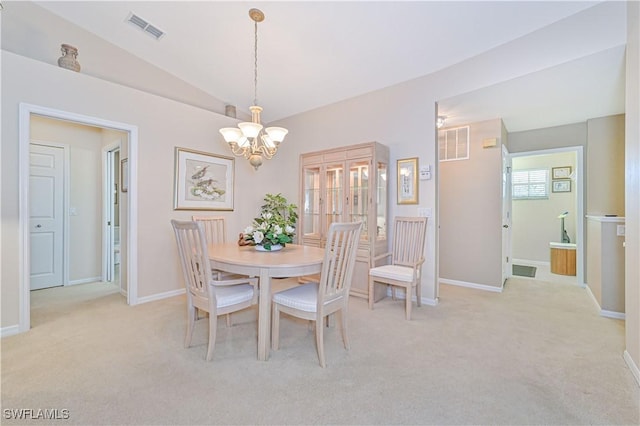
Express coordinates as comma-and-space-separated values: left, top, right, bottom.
624, 0, 640, 382
511, 152, 577, 262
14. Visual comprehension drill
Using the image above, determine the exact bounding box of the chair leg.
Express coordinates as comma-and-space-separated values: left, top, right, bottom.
416, 282, 422, 307
225, 313, 231, 327
315, 318, 326, 368
339, 308, 350, 350
368, 276, 375, 309
206, 313, 217, 361
185, 304, 196, 348
392, 286, 397, 300
271, 303, 280, 351
405, 288, 412, 320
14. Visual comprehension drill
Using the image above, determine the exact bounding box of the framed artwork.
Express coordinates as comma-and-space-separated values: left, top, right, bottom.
552, 179, 571, 193
120, 158, 128, 193
552, 166, 572, 179
174, 147, 234, 211
397, 157, 419, 204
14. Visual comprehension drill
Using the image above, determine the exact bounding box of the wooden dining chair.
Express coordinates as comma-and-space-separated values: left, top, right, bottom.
192, 215, 230, 279
271, 221, 362, 367
368, 216, 428, 320
171, 219, 258, 361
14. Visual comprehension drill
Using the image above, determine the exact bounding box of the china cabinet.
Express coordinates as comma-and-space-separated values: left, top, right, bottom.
299, 142, 389, 300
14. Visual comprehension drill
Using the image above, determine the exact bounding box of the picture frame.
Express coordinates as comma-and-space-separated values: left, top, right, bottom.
120, 158, 128, 193
552, 166, 572, 179
174, 147, 234, 211
397, 157, 419, 204
552, 179, 571, 193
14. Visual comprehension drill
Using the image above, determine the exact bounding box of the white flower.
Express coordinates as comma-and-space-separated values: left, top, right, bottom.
273, 225, 283, 235
257, 222, 268, 231
285, 225, 295, 234
244, 226, 254, 234
252, 231, 264, 244
262, 212, 273, 220
194, 188, 202, 195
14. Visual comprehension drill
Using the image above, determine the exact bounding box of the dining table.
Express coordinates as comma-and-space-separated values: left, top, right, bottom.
208, 242, 325, 361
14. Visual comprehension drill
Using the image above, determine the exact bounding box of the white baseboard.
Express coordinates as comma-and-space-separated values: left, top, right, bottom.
600, 310, 625, 320
136, 288, 185, 304
584, 285, 625, 319
1, 324, 21, 338
623, 350, 640, 387
67, 276, 102, 286
439, 278, 503, 293
512, 258, 550, 267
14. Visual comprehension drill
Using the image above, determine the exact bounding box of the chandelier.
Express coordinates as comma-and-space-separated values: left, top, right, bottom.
219, 8, 288, 171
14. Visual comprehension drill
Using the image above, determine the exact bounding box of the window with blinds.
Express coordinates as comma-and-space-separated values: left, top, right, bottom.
438, 126, 469, 161
512, 169, 549, 200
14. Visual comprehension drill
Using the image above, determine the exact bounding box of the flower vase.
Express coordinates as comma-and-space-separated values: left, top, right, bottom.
255, 244, 283, 252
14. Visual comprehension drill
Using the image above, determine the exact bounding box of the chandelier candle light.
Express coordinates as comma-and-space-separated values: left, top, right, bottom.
219, 8, 288, 171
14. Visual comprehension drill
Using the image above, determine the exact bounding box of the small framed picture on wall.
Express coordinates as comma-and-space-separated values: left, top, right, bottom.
552, 179, 571, 193
552, 166, 571, 179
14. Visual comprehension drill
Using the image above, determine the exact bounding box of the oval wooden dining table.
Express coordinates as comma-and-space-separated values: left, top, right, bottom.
208, 243, 325, 361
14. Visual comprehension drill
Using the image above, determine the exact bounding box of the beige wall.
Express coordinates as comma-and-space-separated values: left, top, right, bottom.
1, 51, 282, 328
508, 122, 587, 154
511, 152, 578, 262
439, 119, 503, 288
625, 0, 640, 382
586, 217, 625, 313
31, 116, 103, 282
587, 115, 626, 216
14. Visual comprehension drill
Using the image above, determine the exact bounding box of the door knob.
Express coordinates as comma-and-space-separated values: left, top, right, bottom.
36, 224, 42, 228
503, 224, 509, 228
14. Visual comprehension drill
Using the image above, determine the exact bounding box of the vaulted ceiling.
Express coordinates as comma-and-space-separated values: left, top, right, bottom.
17, 1, 628, 131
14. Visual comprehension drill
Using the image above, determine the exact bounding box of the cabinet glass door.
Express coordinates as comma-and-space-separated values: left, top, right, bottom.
349, 160, 369, 240
376, 162, 387, 240
302, 166, 321, 238
324, 163, 344, 237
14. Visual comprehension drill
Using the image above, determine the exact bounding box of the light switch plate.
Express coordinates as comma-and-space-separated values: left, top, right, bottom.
617, 225, 626, 236
418, 208, 431, 218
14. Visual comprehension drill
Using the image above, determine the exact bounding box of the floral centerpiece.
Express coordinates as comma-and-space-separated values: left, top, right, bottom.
241, 193, 298, 251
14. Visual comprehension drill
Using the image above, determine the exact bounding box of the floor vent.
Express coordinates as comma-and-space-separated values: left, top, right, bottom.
126, 12, 165, 40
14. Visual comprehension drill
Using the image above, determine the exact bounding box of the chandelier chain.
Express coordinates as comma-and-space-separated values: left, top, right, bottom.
253, 19, 258, 106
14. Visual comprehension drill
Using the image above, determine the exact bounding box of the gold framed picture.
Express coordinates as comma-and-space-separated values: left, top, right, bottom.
552, 166, 572, 179
173, 147, 234, 210
397, 157, 419, 204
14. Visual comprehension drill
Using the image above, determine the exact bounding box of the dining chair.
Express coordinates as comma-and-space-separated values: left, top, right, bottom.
368, 216, 428, 320
171, 219, 258, 361
271, 221, 362, 367
192, 215, 229, 280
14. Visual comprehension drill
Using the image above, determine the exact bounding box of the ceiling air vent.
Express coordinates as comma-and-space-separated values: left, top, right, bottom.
126, 12, 165, 40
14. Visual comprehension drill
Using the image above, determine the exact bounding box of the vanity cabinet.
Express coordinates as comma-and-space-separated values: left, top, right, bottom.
299, 142, 389, 300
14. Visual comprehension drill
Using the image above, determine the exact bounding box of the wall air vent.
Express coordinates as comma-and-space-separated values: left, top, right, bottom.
126, 12, 165, 40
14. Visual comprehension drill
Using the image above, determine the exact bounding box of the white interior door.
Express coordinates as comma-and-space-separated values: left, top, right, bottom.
502, 145, 512, 284
30, 144, 64, 290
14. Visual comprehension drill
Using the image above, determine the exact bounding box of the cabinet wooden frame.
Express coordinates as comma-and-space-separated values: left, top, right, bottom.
299, 142, 389, 301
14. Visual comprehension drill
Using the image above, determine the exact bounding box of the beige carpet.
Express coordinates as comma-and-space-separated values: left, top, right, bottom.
1, 278, 638, 425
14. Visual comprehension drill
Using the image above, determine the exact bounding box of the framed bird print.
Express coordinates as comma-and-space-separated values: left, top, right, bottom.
173, 147, 234, 210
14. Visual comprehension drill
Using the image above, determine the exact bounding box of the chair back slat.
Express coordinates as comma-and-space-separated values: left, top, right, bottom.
318, 222, 362, 304
192, 216, 227, 245
392, 217, 428, 267
171, 220, 214, 302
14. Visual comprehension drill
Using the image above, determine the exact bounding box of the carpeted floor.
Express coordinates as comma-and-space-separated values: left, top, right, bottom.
1, 278, 638, 425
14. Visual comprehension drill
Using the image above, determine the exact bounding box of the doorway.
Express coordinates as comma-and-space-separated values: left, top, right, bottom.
510, 146, 584, 286
18, 103, 139, 333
